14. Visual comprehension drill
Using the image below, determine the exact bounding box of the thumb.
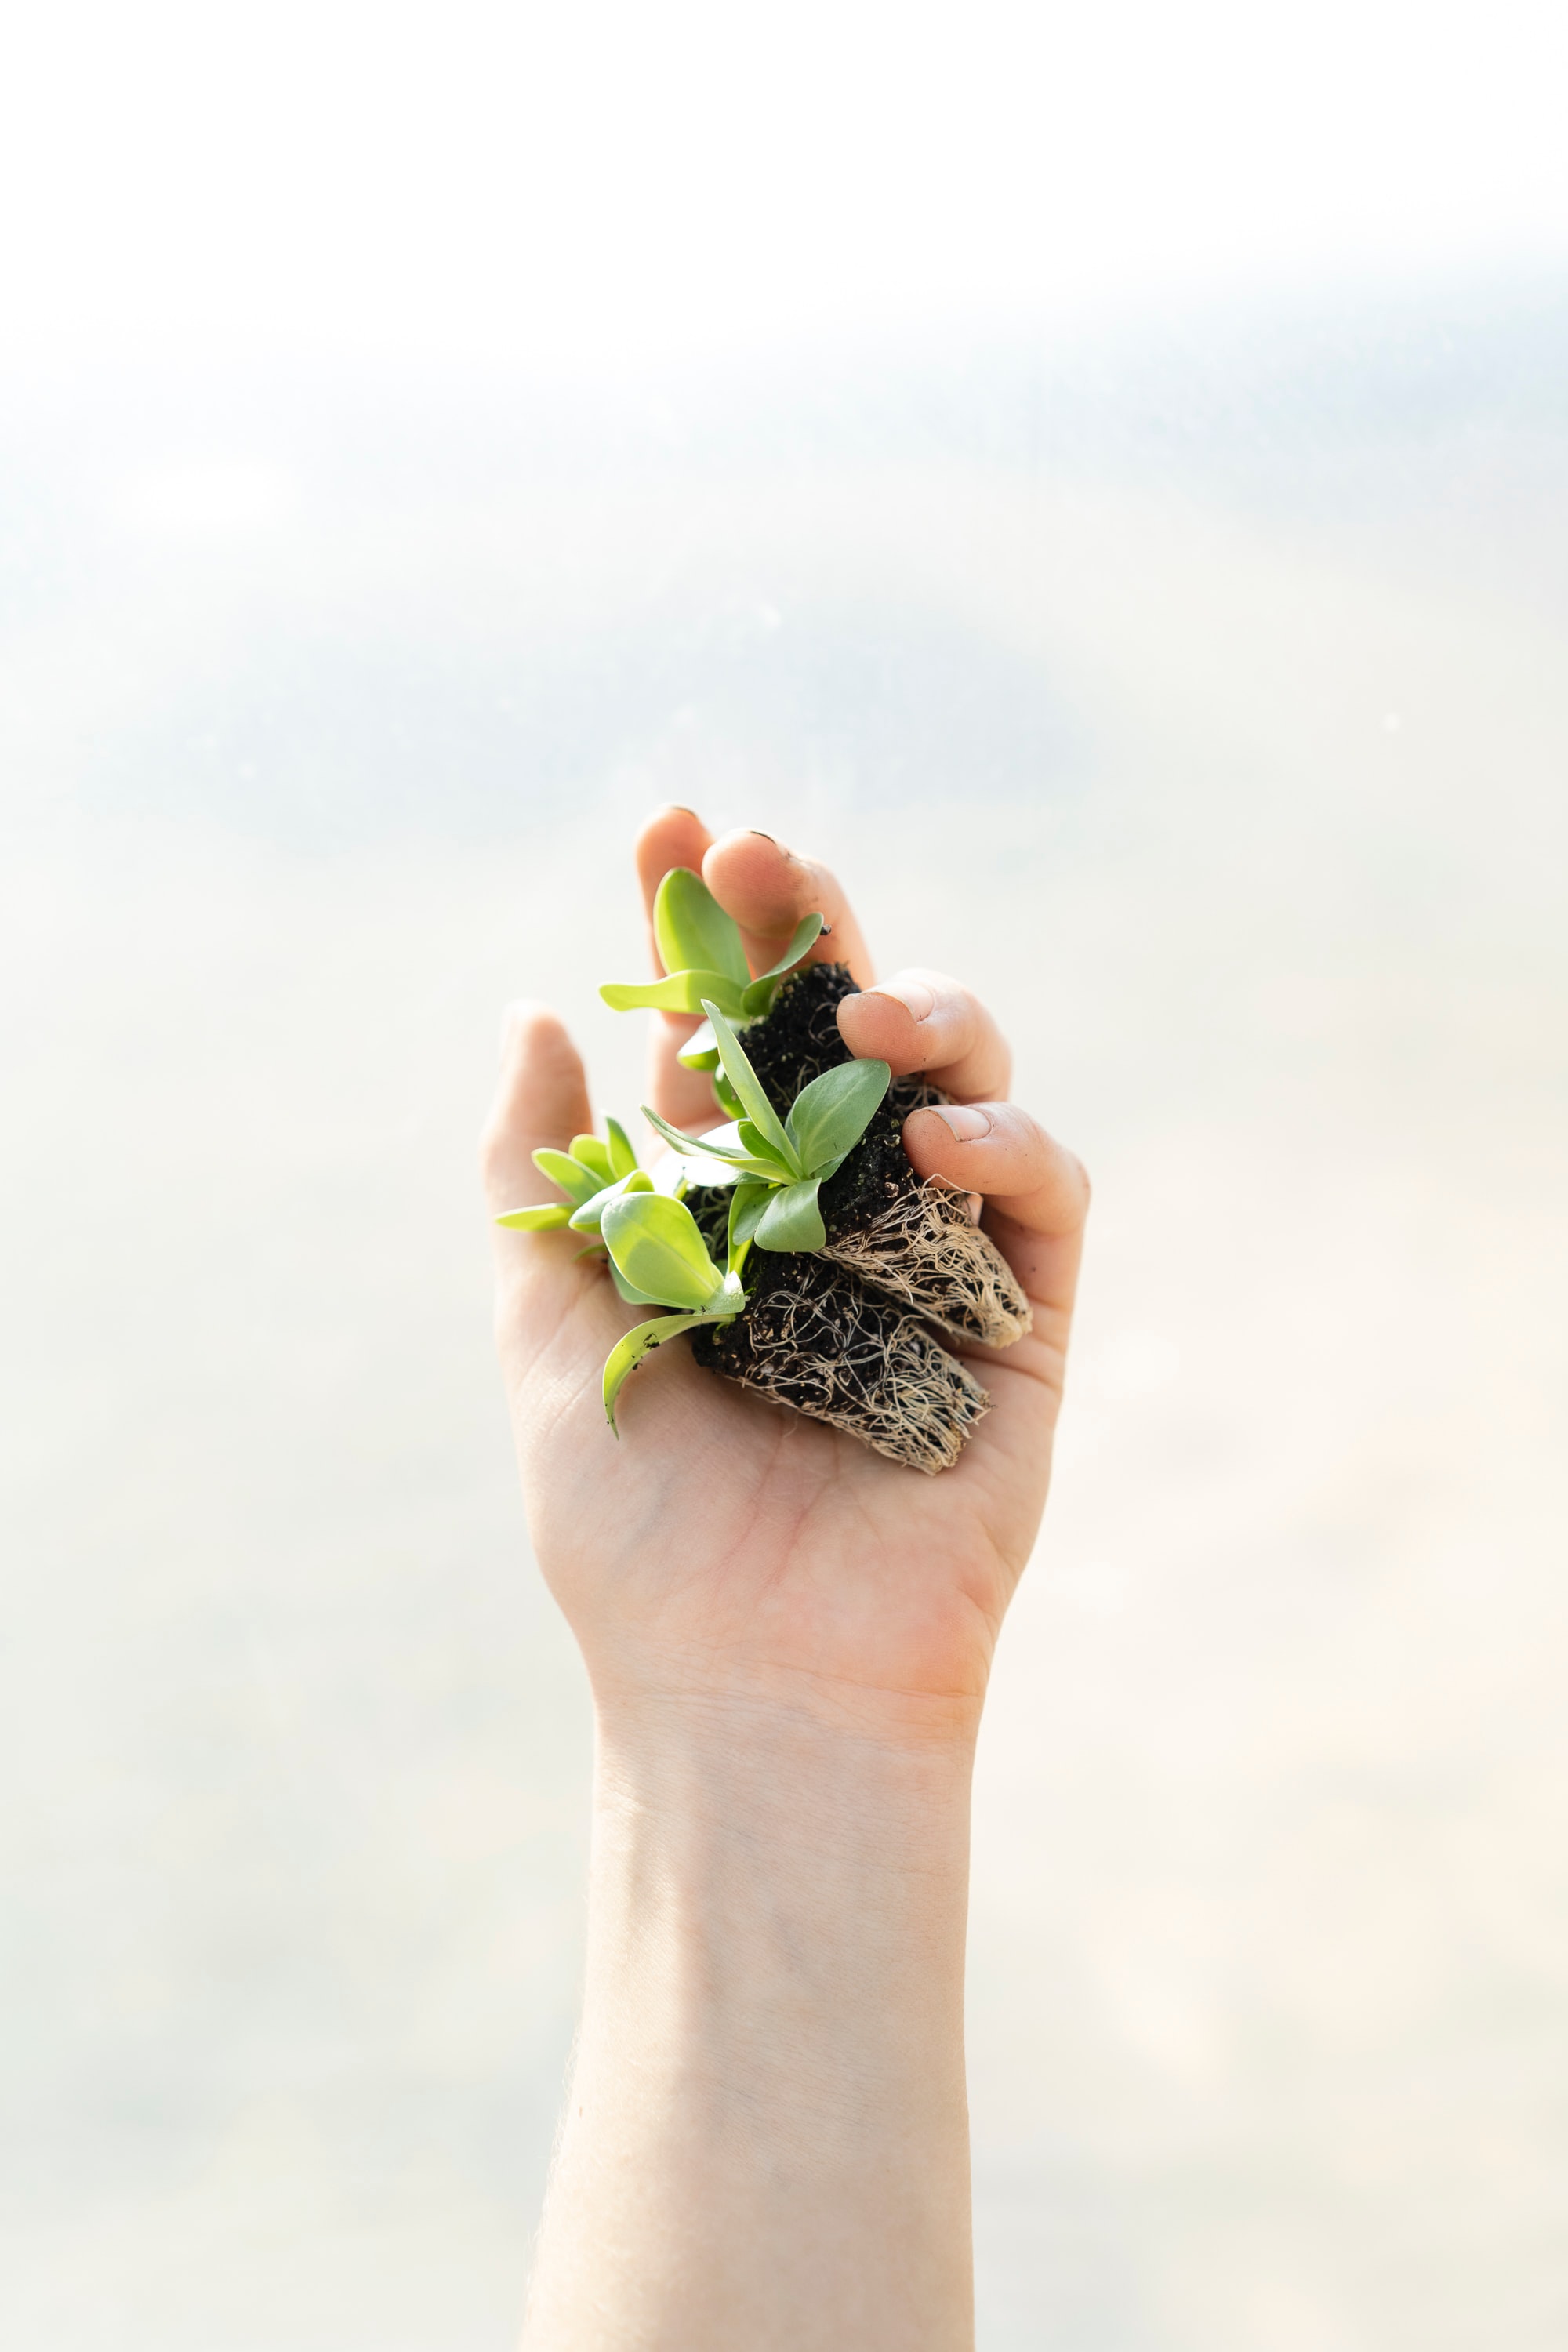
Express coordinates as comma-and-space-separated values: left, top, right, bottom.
481, 1002, 594, 1208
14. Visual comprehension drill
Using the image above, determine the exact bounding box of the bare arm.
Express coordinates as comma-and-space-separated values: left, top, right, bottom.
528, 1703, 975, 2347
481, 810, 1088, 2350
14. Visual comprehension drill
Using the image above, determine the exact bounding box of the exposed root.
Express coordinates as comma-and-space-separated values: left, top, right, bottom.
692, 1254, 989, 1473
825, 1178, 1033, 1348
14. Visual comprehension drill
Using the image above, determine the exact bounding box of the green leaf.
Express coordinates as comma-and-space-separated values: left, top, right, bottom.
608, 1258, 672, 1308
735, 1120, 792, 1171
568, 1169, 653, 1232
601, 971, 747, 1017
756, 1178, 827, 1252
571, 1134, 615, 1184
652, 868, 750, 989
727, 1179, 771, 1276
603, 1116, 640, 1180
674, 1021, 720, 1073
702, 1002, 800, 1173
641, 1107, 791, 1183
532, 1146, 603, 1207
750, 911, 825, 987
495, 1201, 572, 1231
640, 1108, 748, 1161
710, 1065, 744, 1119
602, 1312, 706, 1431
673, 1156, 742, 1189
601, 1192, 726, 1312
785, 1057, 891, 1175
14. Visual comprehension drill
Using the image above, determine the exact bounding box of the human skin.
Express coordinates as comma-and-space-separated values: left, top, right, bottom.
481, 808, 1089, 2350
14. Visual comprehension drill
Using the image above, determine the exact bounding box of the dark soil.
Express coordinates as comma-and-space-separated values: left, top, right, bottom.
673, 958, 1026, 1457
721, 956, 1031, 1351
741, 960, 858, 1109
743, 961, 939, 1247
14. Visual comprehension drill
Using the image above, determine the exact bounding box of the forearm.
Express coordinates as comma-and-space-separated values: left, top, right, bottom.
522, 1693, 978, 2351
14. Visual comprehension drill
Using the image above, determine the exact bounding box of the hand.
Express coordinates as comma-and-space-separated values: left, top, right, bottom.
488, 809, 1091, 2347
481, 807, 1089, 1752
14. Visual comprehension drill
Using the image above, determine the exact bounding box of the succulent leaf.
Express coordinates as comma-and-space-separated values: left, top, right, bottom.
601, 970, 746, 1018
735, 1119, 792, 1171
702, 1002, 799, 1171
754, 909, 826, 981
604, 1116, 641, 1180
601, 1192, 727, 1313
640, 1107, 787, 1182
532, 1146, 604, 1207
756, 1178, 828, 1252
652, 868, 751, 989
726, 1179, 771, 1276
608, 1258, 674, 1308
570, 1134, 615, 1184
738, 913, 826, 1014
785, 1056, 891, 1175
567, 1168, 654, 1232
602, 1311, 708, 1431
673, 1020, 721, 1073
495, 1201, 573, 1231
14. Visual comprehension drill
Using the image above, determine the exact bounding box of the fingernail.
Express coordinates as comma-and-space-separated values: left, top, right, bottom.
750, 829, 804, 865
927, 1102, 992, 1142
867, 976, 935, 1023
750, 828, 800, 862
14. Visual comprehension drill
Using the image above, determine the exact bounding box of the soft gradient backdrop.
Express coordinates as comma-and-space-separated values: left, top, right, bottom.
4, 7, 1567, 2348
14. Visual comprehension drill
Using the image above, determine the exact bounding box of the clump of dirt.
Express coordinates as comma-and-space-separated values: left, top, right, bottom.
745, 962, 1031, 1348
675, 958, 1030, 1466
691, 1250, 989, 1474
739, 958, 859, 1106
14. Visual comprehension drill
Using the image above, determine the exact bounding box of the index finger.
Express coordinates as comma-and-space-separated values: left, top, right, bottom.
633, 805, 728, 1131
902, 1100, 1091, 1326
702, 828, 876, 987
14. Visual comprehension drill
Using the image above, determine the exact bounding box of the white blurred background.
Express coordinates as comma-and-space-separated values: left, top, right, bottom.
3, 5, 1567, 2347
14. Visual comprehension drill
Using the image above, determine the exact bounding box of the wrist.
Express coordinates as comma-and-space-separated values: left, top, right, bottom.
585, 1646, 988, 1766
582, 1687, 974, 2179
593, 1685, 977, 1866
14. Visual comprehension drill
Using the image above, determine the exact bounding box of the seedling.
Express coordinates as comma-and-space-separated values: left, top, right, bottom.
597, 1192, 750, 1431
705, 960, 1034, 1350
495, 860, 1028, 1472
495, 1117, 664, 1302
496, 1120, 751, 1428
641, 1001, 891, 1254
600, 866, 825, 1072
495, 1116, 646, 1234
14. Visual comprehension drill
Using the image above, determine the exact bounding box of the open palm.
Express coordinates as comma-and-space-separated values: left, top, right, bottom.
481, 809, 1089, 1742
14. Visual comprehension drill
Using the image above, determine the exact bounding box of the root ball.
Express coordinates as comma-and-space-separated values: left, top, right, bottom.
691, 1253, 989, 1474
822, 1178, 1032, 1348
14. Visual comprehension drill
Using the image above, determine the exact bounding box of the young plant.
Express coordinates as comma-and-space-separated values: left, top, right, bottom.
597, 1192, 750, 1431
599, 866, 825, 1072
495, 1118, 665, 1305
642, 1001, 890, 1254
706, 960, 1033, 1351
496, 1120, 753, 1428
